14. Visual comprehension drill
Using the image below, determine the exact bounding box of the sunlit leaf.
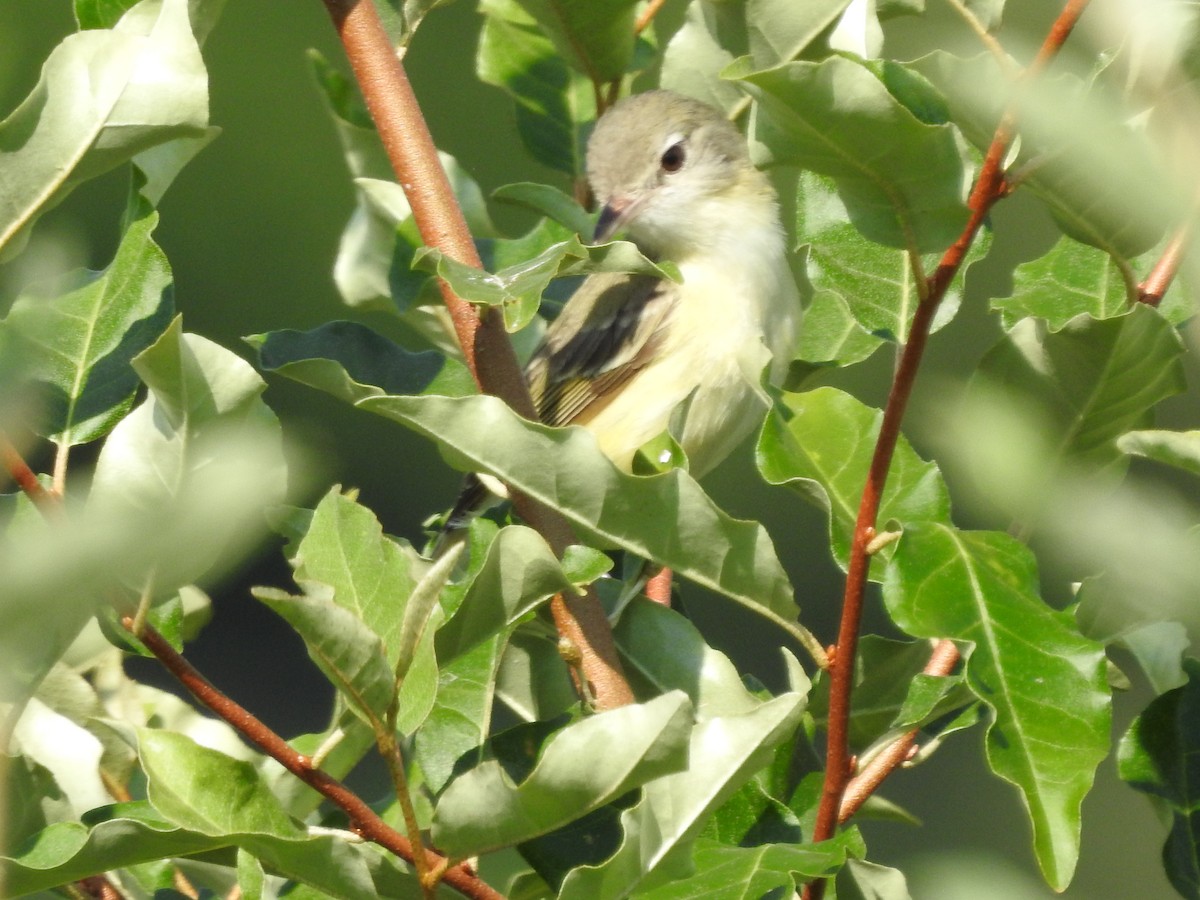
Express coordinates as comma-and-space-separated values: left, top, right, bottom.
1118, 429, 1200, 478
507, 0, 640, 84
884, 523, 1111, 890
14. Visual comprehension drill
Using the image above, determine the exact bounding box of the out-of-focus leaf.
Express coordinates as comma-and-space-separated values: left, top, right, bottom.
884, 523, 1111, 890
732, 55, 970, 253
632, 831, 864, 899
432, 692, 694, 857
255, 330, 800, 637
493, 182, 594, 237
478, 0, 592, 178
795, 172, 985, 345
758, 387, 951, 573
371, 0, 455, 46
837, 858, 914, 900
0, 211, 174, 446
557, 692, 805, 899
1118, 429, 1200, 478
0, 0, 209, 258
1118, 658, 1200, 898
972, 306, 1186, 473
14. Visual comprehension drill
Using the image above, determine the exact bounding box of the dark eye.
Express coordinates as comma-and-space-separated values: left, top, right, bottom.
660, 142, 686, 173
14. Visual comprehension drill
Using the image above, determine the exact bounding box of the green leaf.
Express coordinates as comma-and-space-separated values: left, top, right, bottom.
836, 858, 914, 900
372, 0, 456, 46
436, 526, 577, 663
732, 55, 971, 253
0, 802, 223, 896
1118, 658, 1200, 899
883, 523, 1111, 890
795, 289, 883, 368
88, 317, 286, 597
992, 235, 1133, 331
508, 0, 640, 84
631, 831, 864, 899
0, 0, 210, 258
795, 173, 985, 344
478, 0, 592, 177
416, 633, 507, 793
432, 691, 694, 857
757, 387, 951, 572
1118, 429, 1200, 478
972, 306, 1187, 472
0, 210, 174, 446
256, 330, 800, 637
253, 585, 399, 730
746, 0, 855, 67
557, 692, 806, 899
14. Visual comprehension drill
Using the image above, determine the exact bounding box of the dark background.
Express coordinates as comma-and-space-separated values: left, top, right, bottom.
2, 1, 1193, 896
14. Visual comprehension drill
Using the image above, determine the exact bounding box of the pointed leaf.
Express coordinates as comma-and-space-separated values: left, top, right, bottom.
1, 211, 174, 445
0, 0, 209, 256
432, 691, 694, 857
732, 55, 970, 253
884, 523, 1111, 890
758, 387, 951, 572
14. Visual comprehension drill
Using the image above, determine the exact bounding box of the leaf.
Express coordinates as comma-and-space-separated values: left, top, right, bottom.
1118, 658, 1200, 899
253, 585, 399, 730
556, 692, 806, 899
732, 55, 971, 253
795, 289, 882, 368
883, 523, 1111, 890
837, 858, 914, 900
631, 831, 864, 899
746, 0, 856, 67
0, 0, 209, 257
972, 306, 1187, 472
1118, 429, 1200, 478
508, 0, 640, 84
478, 0, 592, 177
992, 235, 1133, 331
493, 182, 594, 237
432, 691, 694, 857
757, 387, 951, 573
0, 210, 174, 446
255, 328, 800, 636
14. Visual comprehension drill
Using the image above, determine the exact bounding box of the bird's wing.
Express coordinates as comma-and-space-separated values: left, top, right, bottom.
525, 272, 678, 428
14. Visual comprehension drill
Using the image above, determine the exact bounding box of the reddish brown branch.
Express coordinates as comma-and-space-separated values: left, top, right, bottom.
838, 640, 961, 821
1138, 224, 1190, 307
320, 0, 632, 709
126, 619, 504, 900
803, 3, 1092, 897
644, 565, 673, 606
635, 0, 669, 34
0, 435, 60, 515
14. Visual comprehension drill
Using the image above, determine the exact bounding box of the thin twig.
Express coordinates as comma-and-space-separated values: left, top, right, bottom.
0, 434, 61, 515
635, 0, 669, 35
1138, 222, 1191, 307
320, 0, 633, 709
838, 640, 961, 821
125, 619, 505, 900
644, 566, 673, 606
942, 0, 1017, 76
803, 3, 1092, 898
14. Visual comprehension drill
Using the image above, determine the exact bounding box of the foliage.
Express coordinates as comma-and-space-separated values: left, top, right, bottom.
2, 0, 1199, 899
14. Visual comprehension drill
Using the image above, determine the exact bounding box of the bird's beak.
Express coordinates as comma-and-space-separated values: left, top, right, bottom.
592, 196, 634, 244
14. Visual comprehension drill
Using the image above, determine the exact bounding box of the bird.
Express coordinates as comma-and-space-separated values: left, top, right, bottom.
438, 89, 800, 541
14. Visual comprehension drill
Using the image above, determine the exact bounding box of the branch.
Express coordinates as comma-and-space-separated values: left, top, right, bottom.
804, 2, 1093, 896
1138, 222, 1191, 307
125, 619, 505, 900
0, 434, 61, 516
319, 0, 632, 709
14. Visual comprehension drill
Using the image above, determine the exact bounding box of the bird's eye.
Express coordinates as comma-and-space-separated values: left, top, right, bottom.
660, 142, 686, 173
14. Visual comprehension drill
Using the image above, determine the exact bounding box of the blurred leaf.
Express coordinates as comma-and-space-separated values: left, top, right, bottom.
748, 0, 854, 66
884, 523, 1111, 890
506, 0, 640, 85
758, 387, 951, 573
0, 802, 222, 895
828, 0, 883, 57
75, 0, 144, 28
253, 585, 399, 730
557, 692, 806, 899
795, 172, 985, 344
0, 210, 174, 446
478, 0, 592, 177
1118, 429, 1200, 478
236, 848, 265, 900
837, 858, 914, 900
1118, 658, 1200, 899
733, 55, 970, 253
372, 0, 455, 45
632, 831, 864, 899
0, 0, 209, 258
992, 235, 1132, 331
493, 182, 594, 237
972, 306, 1187, 472
256, 332, 800, 637
432, 691, 694, 857
416, 633, 507, 793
